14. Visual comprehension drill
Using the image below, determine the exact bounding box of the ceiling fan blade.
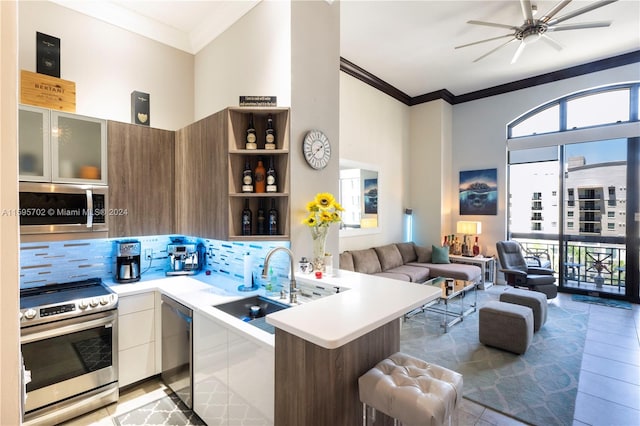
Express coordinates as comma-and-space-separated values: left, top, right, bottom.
520, 0, 534, 22
467, 20, 519, 30
547, 21, 612, 31
455, 34, 515, 49
547, 0, 618, 26
540, 0, 572, 23
511, 41, 526, 64
473, 38, 518, 63
541, 34, 564, 51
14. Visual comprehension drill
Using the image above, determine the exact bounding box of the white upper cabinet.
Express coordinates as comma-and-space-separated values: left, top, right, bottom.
19, 105, 50, 181
19, 105, 107, 185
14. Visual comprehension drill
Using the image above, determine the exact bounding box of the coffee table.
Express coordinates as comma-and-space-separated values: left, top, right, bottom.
411, 277, 478, 332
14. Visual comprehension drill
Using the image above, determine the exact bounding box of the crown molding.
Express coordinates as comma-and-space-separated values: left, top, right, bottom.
340, 50, 640, 107
339, 57, 412, 105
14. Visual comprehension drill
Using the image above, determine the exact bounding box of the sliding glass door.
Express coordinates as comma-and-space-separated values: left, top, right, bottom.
562, 139, 627, 295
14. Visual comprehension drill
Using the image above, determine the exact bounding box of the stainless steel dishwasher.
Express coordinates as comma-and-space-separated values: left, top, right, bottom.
161, 294, 193, 408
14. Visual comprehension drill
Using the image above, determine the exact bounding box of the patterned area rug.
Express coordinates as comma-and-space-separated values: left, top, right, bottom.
572, 294, 632, 310
114, 394, 205, 426
401, 287, 588, 426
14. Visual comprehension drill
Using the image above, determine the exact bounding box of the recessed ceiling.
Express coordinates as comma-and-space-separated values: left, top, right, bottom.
51, 0, 640, 98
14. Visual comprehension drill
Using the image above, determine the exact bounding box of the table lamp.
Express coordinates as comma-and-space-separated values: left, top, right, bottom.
456, 221, 482, 256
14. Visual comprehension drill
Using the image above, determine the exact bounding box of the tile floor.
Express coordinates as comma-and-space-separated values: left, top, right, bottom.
63, 290, 640, 426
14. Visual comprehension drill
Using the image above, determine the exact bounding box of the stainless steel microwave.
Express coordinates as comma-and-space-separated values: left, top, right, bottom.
18, 182, 108, 241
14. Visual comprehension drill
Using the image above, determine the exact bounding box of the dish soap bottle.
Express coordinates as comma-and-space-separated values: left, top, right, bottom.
266, 266, 277, 293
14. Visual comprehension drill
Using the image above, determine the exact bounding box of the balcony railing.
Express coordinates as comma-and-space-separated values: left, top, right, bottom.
515, 237, 626, 291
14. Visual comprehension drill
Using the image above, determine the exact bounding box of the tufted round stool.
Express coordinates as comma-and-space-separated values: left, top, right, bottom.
358, 352, 463, 426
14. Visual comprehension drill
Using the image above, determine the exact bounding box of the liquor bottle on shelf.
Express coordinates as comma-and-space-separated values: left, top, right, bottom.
473, 236, 480, 256
265, 114, 276, 150
256, 199, 266, 235
443, 235, 449, 248
268, 198, 278, 235
266, 156, 277, 193
254, 158, 266, 193
246, 113, 257, 150
241, 158, 254, 193
461, 235, 469, 256
449, 235, 455, 254
241, 199, 252, 236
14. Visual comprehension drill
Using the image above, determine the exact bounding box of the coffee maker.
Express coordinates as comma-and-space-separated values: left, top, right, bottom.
166, 242, 201, 276
115, 240, 141, 283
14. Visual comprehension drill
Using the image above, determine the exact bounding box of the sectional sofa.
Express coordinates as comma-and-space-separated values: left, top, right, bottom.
339, 242, 482, 284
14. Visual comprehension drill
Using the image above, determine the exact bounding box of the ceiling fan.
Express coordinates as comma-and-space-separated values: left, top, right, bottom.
455, 0, 617, 64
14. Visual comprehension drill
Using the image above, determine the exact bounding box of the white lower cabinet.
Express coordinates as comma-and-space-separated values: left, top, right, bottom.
194, 312, 274, 425
118, 292, 158, 387
227, 329, 274, 425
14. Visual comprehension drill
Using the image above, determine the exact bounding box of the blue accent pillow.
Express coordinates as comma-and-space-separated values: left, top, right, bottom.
431, 245, 450, 264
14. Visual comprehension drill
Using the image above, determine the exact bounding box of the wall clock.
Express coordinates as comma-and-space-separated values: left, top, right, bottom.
302, 130, 331, 170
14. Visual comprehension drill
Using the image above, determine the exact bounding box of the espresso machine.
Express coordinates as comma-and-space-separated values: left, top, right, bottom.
115, 240, 141, 283
166, 242, 201, 276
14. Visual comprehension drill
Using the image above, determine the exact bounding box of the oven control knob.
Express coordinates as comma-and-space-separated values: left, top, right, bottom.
99, 296, 110, 306
78, 300, 88, 309
24, 309, 37, 320
89, 298, 99, 308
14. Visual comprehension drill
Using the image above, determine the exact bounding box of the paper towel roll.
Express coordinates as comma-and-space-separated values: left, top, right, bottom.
244, 252, 252, 288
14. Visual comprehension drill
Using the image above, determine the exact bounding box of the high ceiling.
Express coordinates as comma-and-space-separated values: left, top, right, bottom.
51, 0, 640, 97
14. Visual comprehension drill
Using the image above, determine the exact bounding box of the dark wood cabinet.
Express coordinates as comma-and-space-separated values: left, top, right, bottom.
107, 121, 175, 237
174, 112, 228, 239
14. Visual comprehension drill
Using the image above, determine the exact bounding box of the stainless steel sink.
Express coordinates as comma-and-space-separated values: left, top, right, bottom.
213, 295, 290, 334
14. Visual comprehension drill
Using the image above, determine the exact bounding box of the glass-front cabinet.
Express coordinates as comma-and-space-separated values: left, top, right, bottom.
19, 105, 50, 181
19, 104, 107, 185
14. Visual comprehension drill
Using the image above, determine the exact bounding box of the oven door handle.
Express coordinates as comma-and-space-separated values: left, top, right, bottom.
21, 314, 115, 344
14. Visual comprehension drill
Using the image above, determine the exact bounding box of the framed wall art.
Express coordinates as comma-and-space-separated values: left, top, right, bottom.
459, 168, 497, 215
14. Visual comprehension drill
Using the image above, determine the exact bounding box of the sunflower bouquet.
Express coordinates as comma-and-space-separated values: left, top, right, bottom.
303, 192, 344, 262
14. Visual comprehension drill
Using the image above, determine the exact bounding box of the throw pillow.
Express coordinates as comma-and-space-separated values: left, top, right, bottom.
431, 245, 450, 264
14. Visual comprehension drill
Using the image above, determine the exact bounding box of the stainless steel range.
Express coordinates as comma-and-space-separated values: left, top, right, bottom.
20, 278, 119, 426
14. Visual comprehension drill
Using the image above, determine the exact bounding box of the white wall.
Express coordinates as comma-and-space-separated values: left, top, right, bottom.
339, 72, 410, 251
18, 1, 194, 131
452, 63, 640, 257
290, 0, 341, 261
409, 99, 453, 248
0, 1, 21, 423
194, 0, 291, 120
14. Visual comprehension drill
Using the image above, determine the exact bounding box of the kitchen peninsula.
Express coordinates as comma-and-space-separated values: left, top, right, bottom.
268, 269, 441, 425
108, 268, 441, 425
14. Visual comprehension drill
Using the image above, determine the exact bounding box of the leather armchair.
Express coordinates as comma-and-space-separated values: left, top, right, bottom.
496, 241, 558, 299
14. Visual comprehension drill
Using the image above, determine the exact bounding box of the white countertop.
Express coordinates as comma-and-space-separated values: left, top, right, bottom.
106, 268, 440, 350
266, 270, 440, 349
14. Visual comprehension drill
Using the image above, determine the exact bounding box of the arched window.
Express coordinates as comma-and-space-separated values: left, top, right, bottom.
505, 82, 639, 302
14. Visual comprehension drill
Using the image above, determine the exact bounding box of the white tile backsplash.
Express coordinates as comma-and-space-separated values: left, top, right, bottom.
20, 235, 290, 290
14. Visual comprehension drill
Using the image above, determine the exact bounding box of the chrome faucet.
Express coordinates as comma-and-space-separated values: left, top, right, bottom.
262, 247, 297, 304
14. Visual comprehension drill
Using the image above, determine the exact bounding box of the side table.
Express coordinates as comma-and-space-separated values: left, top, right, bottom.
449, 254, 496, 289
